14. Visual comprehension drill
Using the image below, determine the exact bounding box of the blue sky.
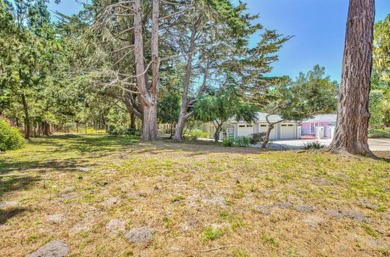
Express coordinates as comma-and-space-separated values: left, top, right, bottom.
49, 0, 390, 82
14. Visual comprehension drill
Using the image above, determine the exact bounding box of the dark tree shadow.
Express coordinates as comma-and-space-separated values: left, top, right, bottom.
0, 175, 40, 197
0, 208, 28, 224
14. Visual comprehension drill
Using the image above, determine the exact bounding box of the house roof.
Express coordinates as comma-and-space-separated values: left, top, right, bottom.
229, 112, 295, 123
302, 114, 337, 123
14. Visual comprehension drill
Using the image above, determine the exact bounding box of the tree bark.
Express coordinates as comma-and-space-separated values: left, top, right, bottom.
328, 0, 375, 155
21, 93, 30, 139
130, 112, 136, 130
43, 122, 50, 136
173, 24, 197, 141
133, 0, 160, 141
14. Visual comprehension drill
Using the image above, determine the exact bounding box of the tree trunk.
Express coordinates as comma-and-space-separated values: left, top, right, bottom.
328, 0, 375, 155
261, 124, 274, 149
130, 112, 136, 130
43, 122, 50, 136
142, 104, 158, 141
173, 25, 197, 141
21, 94, 30, 139
214, 124, 223, 142
173, 106, 189, 141
133, 0, 160, 141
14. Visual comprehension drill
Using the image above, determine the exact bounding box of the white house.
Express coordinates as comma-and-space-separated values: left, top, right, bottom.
207, 112, 300, 140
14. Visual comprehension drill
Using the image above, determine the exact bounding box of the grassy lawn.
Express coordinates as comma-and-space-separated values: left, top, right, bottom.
369, 128, 390, 138
0, 134, 389, 257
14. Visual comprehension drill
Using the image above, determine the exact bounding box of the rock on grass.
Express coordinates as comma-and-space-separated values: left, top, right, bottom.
124, 227, 155, 243
46, 214, 66, 224
253, 205, 271, 215
106, 220, 126, 236
27, 240, 69, 257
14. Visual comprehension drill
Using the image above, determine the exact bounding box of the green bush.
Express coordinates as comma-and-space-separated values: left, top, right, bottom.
185, 129, 208, 140
108, 126, 140, 136
222, 137, 234, 147
234, 136, 250, 147
249, 132, 266, 145
0, 117, 25, 151
302, 141, 324, 150
222, 136, 251, 147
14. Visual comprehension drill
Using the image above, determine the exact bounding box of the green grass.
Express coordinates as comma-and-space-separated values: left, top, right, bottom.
0, 134, 389, 257
201, 227, 224, 241
368, 128, 390, 138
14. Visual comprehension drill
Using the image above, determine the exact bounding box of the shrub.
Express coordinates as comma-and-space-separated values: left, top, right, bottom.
234, 136, 250, 147
0, 117, 25, 151
185, 129, 208, 140
222, 137, 234, 147
249, 132, 266, 145
302, 141, 324, 150
108, 127, 140, 136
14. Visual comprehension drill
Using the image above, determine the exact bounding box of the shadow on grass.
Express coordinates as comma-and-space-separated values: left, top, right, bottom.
0, 208, 28, 225
31, 134, 139, 154
0, 175, 40, 197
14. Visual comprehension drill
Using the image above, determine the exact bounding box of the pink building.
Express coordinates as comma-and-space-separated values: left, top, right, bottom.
300, 114, 337, 139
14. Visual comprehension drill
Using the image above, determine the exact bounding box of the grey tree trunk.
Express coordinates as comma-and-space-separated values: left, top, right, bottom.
133, 0, 160, 141
173, 25, 197, 141
328, 0, 375, 155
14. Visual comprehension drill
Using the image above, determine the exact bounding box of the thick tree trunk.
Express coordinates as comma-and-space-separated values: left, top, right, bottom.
328, 0, 375, 155
133, 0, 160, 141
142, 104, 158, 141
21, 94, 30, 139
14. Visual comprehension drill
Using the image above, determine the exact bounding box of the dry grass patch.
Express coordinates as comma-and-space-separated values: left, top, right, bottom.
0, 134, 389, 256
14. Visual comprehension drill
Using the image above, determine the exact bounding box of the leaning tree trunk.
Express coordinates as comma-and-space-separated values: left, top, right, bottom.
261, 124, 275, 149
328, 0, 375, 155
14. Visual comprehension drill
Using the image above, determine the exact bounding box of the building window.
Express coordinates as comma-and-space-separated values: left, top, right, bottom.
239, 125, 245, 128
247, 125, 253, 127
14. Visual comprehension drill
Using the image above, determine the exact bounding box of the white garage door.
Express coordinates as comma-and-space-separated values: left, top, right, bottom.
280, 124, 295, 139
259, 124, 277, 140
237, 124, 254, 137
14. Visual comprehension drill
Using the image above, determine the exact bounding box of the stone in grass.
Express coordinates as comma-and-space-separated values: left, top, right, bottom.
294, 205, 315, 212
27, 240, 70, 257
323, 209, 366, 221
253, 205, 271, 216
124, 227, 155, 243
359, 200, 378, 210
46, 214, 66, 224
303, 215, 325, 229
106, 220, 126, 236
274, 202, 292, 209
70, 217, 95, 234
102, 198, 119, 207
201, 197, 226, 207
0, 201, 19, 208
